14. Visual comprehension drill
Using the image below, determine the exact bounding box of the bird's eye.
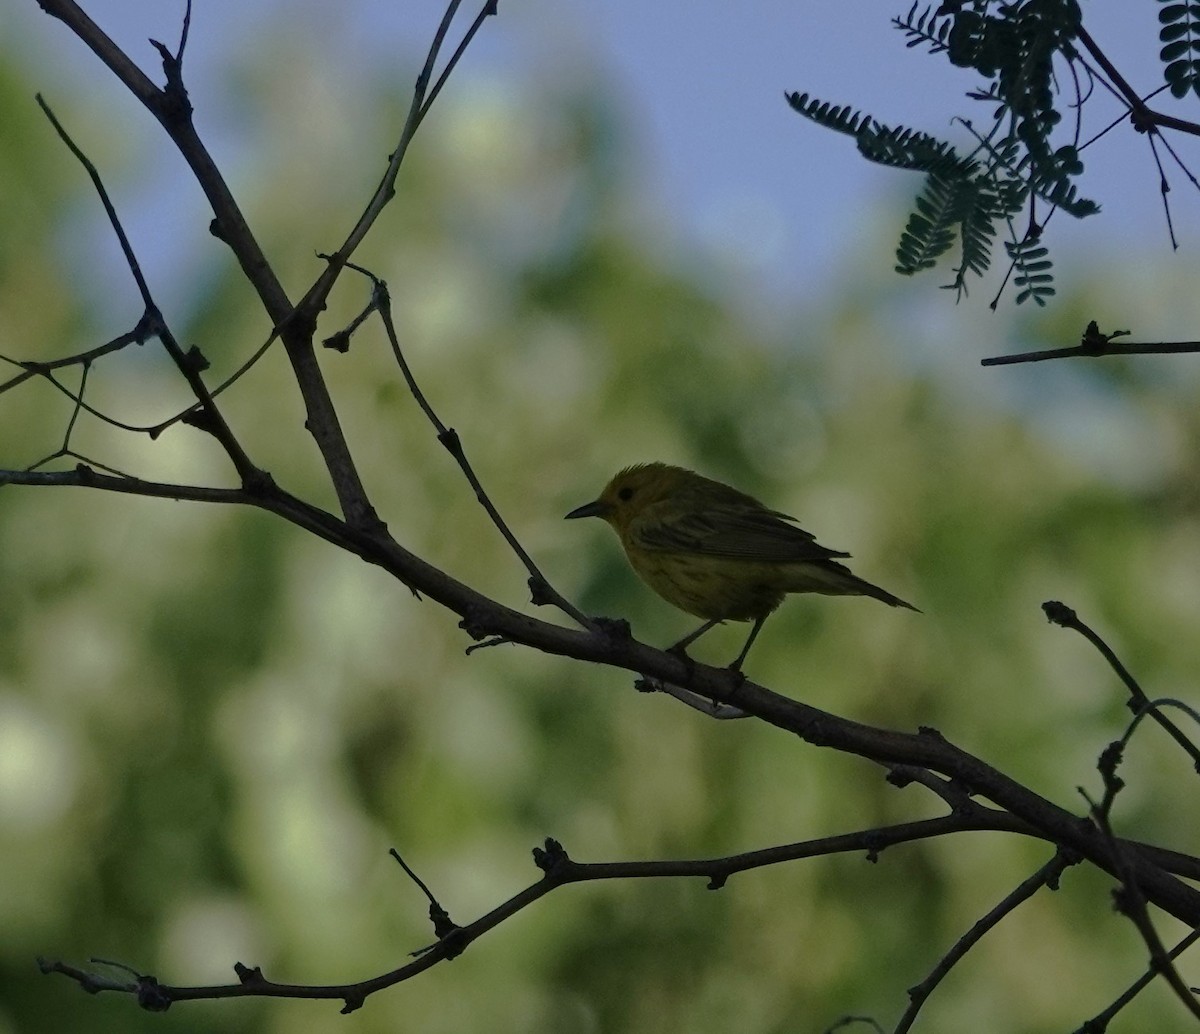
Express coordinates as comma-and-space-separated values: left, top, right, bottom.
617, 486, 635, 501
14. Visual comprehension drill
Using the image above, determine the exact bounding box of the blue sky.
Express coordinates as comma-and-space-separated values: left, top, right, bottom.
11, 2, 1200, 320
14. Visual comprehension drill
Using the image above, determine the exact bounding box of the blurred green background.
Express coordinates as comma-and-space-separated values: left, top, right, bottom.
4, 8, 1200, 1034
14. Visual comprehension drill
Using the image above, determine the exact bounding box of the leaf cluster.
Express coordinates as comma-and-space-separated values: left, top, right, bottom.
788, 0, 1103, 305
1158, 0, 1200, 98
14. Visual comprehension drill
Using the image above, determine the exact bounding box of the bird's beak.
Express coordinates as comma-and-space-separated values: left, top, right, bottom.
564, 498, 610, 520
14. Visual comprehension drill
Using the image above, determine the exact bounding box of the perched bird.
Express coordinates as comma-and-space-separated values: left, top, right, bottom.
565, 462, 918, 670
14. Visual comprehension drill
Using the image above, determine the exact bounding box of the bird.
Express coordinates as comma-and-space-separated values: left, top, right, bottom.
565, 462, 918, 670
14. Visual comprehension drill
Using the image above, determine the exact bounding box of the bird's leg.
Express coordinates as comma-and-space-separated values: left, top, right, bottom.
728, 616, 766, 672
668, 618, 724, 658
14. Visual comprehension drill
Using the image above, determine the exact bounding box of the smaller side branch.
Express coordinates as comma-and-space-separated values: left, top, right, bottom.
298, 0, 496, 317
35, 95, 263, 487
38, 814, 1050, 1013
1044, 600, 1200, 773
330, 266, 595, 630
982, 321, 1200, 366
1075, 928, 1200, 1033
894, 851, 1075, 1034
1076, 26, 1200, 139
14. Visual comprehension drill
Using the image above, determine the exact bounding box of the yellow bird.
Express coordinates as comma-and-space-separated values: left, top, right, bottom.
566, 462, 918, 670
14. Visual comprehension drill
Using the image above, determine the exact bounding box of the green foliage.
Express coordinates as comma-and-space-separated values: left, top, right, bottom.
789, 0, 1105, 304
1005, 233, 1055, 305
6, 14, 1200, 1034
1158, 0, 1200, 98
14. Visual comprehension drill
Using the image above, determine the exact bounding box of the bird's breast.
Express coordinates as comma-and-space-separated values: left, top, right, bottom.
623, 547, 786, 621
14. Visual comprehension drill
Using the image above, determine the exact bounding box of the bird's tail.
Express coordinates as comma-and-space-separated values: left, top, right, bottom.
855, 577, 921, 612
805, 561, 921, 612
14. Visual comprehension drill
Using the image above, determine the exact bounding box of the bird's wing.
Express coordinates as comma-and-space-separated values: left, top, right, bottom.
629, 504, 850, 562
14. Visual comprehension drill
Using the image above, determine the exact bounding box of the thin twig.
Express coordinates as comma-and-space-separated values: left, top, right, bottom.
36, 0, 378, 526
1082, 775, 1200, 1026
342, 264, 596, 630
982, 321, 1200, 366
34, 94, 262, 484
894, 851, 1074, 1034
34, 818, 1061, 1012
1076, 27, 1200, 139
0, 316, 155, 395
298, 0, 495, 317
1044, 601, 1200, 773
1074, 928, 1200, 1033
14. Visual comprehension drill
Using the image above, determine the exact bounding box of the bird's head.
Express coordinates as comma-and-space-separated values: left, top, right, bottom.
565, 463, 692, 533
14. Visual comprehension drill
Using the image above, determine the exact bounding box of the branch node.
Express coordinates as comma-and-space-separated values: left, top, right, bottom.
458, 606, 495, 642
233, 961, 263, 985
532, 837, 571, 879
437, 427, 462, 457
1042, 599, 1075, 626
1098, 740, 1125, 784
135, 974, 172, 1013
179, 406, 220, 437
594, 616, 632, 642
148, 39, 192, 120
240, 469, 277, 497
322, 329, 352, 354
706, 873, 728, 890
527, 575, 553, 607
464, 635, 511, 654
183, 344, 210, 374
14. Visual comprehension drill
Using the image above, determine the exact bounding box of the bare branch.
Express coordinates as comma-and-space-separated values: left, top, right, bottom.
36, 0, 378, 526
982, 322, 1200, 366
298, 0, 496, 317
1075, 929, 1200, 1033
1044, 600, 1200, 773
35, 94, 263, 484
327, 264, 596, 629
894, 852, 1075, 1034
